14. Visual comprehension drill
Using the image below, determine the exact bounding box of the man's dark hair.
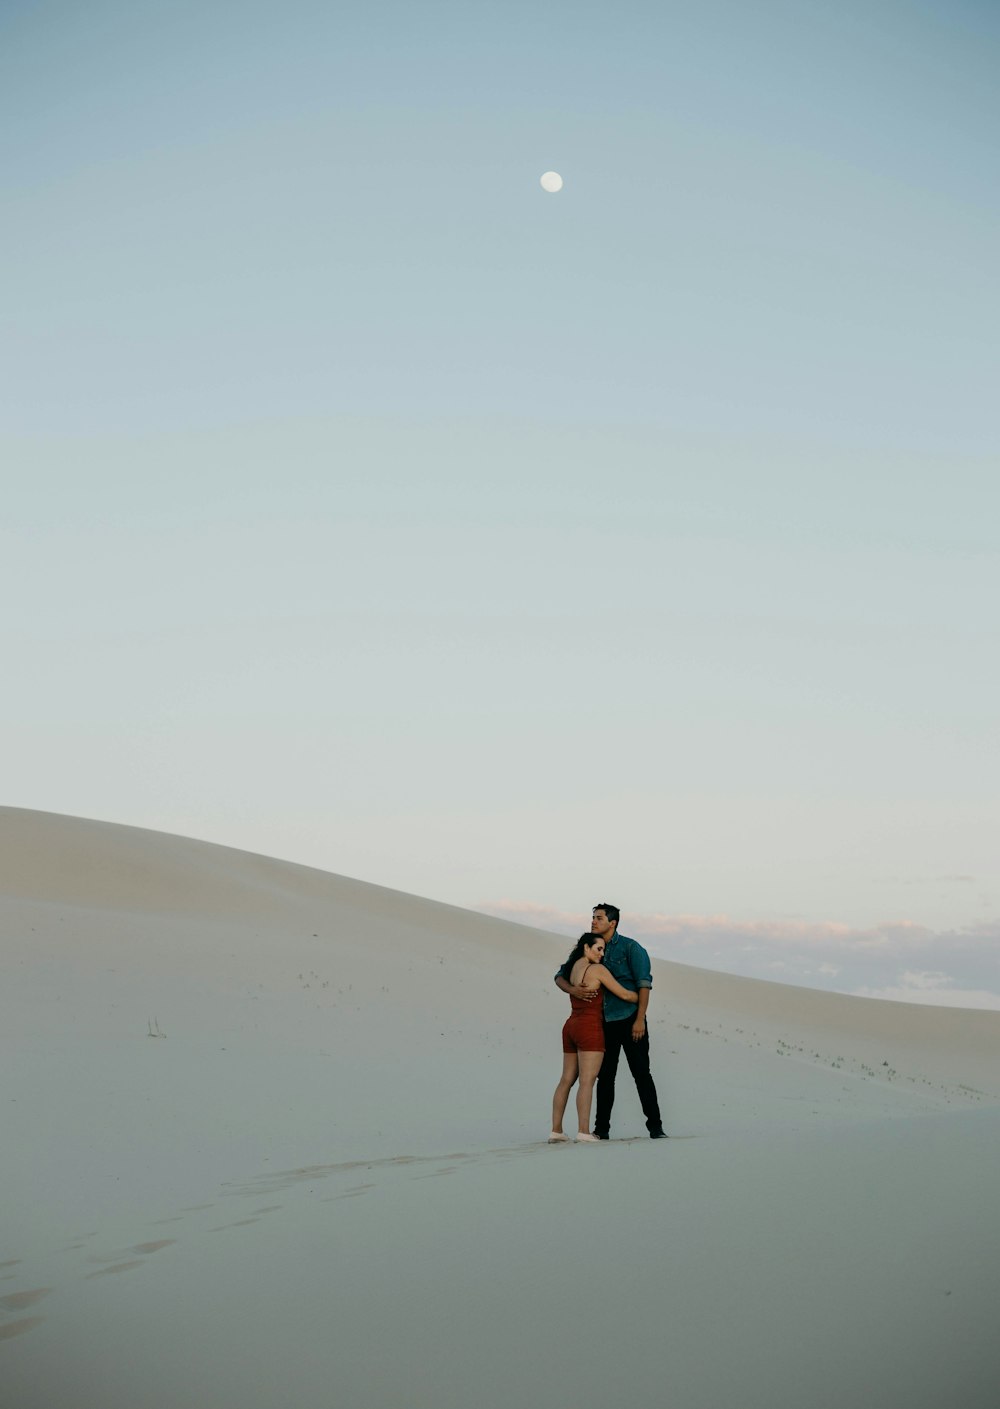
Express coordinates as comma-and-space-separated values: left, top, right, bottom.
593, 902, 620, 927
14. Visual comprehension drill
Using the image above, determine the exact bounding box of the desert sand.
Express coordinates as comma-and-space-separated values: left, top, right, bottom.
2, 806, 999, 1408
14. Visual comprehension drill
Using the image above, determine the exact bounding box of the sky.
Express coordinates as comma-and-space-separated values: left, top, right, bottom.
3, 0, 998, 1007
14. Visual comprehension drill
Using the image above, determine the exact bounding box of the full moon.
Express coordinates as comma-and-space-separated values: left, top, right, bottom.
540, 171, 563, 193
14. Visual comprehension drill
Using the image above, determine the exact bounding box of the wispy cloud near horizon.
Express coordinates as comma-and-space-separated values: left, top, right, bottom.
480, 901, 1000, 1011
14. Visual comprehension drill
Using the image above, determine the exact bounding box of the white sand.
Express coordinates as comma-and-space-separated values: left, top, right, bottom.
2, 806, 999, 1407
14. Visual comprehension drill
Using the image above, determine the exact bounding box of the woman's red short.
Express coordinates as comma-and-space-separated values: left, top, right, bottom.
562, 1007, 605, 1054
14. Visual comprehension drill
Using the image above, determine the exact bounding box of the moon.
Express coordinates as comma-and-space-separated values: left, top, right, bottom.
540, 171, 563, 193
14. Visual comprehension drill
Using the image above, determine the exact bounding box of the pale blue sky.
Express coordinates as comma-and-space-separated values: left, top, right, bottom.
3, 1, 998, 1003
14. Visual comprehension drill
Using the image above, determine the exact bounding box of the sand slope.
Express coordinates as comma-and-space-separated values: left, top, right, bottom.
2, 808, 999, 1408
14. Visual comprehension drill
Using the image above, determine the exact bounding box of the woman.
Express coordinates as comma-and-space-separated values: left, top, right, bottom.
549, 932, 638, 1143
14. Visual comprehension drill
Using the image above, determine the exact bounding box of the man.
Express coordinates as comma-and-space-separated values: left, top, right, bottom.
554, 903, 666, 1139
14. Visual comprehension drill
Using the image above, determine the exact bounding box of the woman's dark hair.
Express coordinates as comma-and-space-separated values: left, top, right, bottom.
562, 931, 601, 977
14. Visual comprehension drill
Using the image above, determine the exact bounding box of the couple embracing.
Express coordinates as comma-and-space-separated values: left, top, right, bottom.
549, 903, 667, 1144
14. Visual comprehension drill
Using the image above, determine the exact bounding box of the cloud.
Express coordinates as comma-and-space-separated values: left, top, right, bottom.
480, 900, 1000, 1011
894, 969, 953, 991
855, 976, 1000, 1012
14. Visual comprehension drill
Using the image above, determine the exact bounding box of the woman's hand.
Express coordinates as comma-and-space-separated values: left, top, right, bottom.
594, 966, 639, 1003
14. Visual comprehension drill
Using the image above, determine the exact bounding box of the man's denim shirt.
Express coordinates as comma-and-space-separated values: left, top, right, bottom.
555, 931, 653, 1023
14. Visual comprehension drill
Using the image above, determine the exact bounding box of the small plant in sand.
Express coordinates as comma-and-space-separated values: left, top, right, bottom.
147, 1017, 167, 1038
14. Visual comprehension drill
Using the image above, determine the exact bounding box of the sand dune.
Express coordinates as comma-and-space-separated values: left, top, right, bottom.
2, 807, 999, 1408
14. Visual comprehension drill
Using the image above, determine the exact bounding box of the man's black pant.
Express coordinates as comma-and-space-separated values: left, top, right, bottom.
594, 1015, 663, 1136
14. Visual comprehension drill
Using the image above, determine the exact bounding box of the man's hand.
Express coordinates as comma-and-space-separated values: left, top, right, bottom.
631, 1017, 646, 1041
571, 985, 598, 1001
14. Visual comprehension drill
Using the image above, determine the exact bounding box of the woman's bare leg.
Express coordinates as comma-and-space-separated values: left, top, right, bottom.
575, 1051, 604, 1134
552, 1053, 579, 1134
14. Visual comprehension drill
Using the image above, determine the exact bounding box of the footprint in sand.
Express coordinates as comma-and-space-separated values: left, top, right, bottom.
208, 1219, 260, 1232
85, 1240, 175, 1275
0, 1316, 46, 1341
0, 1288, 51, 1313
88, 1240, 176, 1262
324, 1183, 376, 1201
